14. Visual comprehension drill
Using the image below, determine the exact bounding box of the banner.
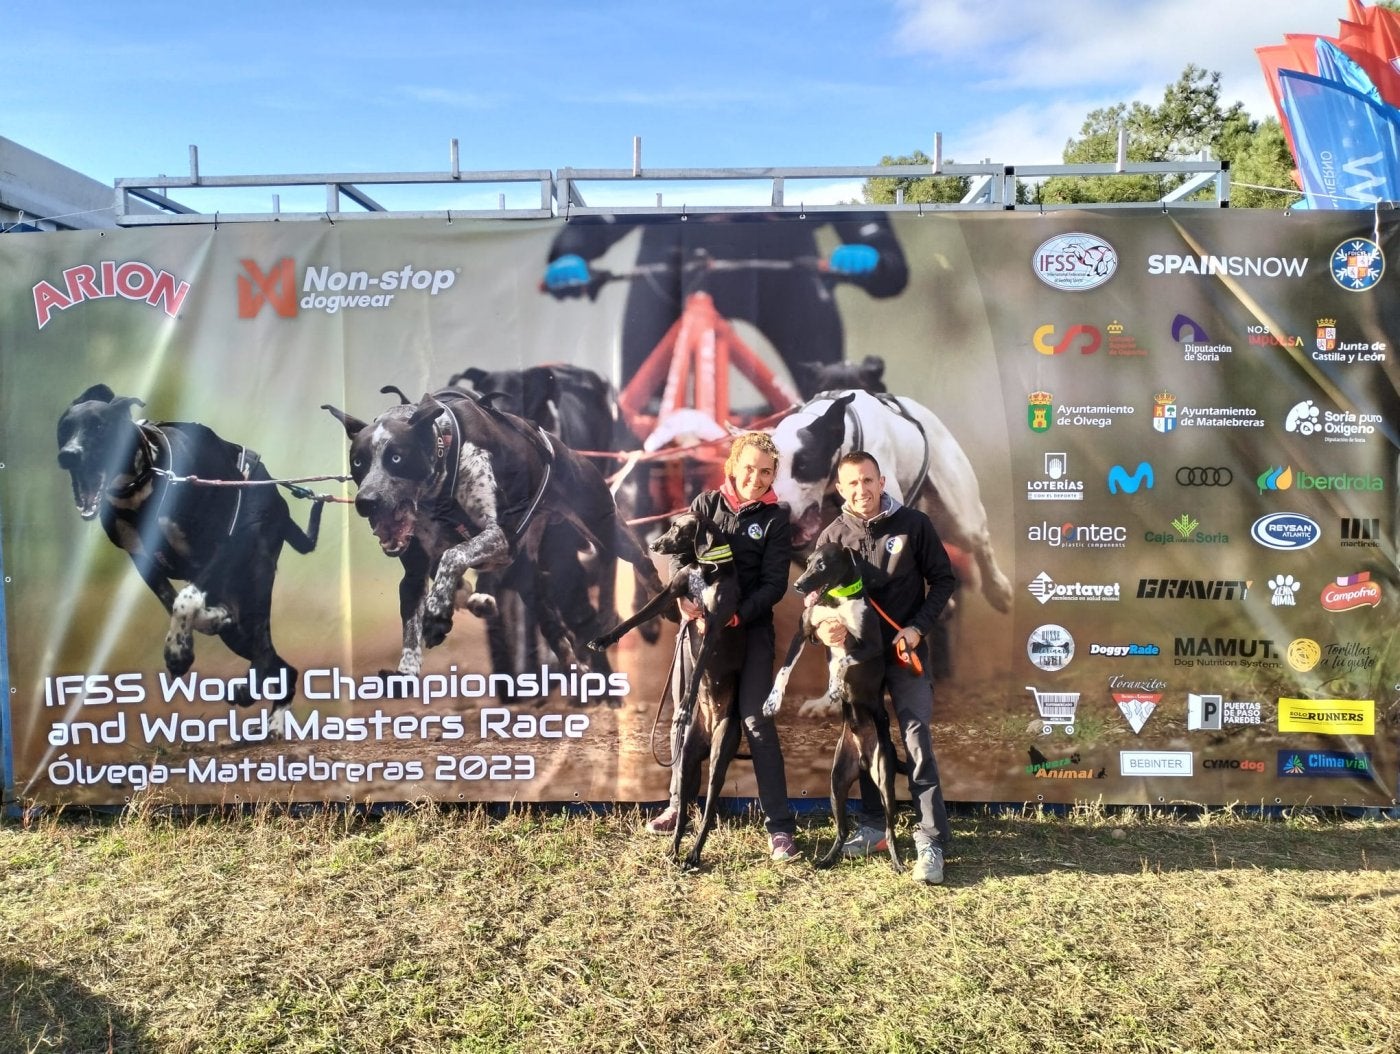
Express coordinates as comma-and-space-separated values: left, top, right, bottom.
1, 210, 1397, 810
1278, 68, 1400, 208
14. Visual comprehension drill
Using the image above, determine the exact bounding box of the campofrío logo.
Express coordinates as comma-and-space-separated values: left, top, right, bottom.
33, 261, 191, 329
1331, 238, 1384, 291
238, 257, 458, 318
1032, 233, 1117, 291
1321, 572, 1382, 612
1250, 512, 1321, 551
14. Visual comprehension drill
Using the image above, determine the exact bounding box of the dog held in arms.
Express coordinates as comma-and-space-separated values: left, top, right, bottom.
323, 388, 663, 696
56, 384, 323, 733
763, 542, 904, 871
586, 510, 744, 868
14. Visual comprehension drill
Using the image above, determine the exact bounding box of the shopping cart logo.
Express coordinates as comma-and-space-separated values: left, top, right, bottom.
1026, 687, 1079, 736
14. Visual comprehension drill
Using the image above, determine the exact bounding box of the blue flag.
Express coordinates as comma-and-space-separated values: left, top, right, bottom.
1314, 38, 1383, 104
1278, 68, 1400, 209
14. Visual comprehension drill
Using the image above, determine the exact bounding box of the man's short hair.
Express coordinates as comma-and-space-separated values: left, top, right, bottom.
836, 450, 881, 476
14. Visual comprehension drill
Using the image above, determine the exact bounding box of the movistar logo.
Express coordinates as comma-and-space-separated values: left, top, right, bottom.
1107, 462, 1154, 494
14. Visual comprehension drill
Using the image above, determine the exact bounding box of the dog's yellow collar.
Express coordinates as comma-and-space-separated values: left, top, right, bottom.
827, 579, 863, 599
698, 544, 733, 563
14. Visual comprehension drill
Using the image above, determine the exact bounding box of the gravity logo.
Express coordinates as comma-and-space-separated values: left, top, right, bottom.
33, 261, 192, 329
237, 257, 459, 318
1331, 238, 1384, 291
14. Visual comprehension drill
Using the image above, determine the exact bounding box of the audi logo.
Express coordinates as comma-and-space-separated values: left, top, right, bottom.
1176, 466, 1233, 486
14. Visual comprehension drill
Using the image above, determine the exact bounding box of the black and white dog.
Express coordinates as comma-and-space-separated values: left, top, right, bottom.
323, 388, 661, 696
764, 542, 903, 872
587, 510, 745, 869
57, 384, 323, 732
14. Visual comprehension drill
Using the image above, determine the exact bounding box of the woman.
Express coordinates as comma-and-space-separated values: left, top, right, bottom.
647, 431, 798, 861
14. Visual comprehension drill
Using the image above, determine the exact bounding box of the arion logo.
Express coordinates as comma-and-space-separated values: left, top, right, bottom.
33, 261, 191, 329
1032, 233, 1118, 291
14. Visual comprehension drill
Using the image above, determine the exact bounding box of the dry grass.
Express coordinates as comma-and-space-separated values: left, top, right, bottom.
3, 799, 1400, 1053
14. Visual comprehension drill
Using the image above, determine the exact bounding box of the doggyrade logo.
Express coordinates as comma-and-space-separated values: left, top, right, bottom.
1176, 466, 1232, 486
1032, 233, 1118, 291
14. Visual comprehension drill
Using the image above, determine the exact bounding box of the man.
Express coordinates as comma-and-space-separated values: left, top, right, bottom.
813, 450, 956, 884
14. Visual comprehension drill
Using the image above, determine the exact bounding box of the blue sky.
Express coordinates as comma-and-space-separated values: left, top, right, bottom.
6, 0, 1349, 215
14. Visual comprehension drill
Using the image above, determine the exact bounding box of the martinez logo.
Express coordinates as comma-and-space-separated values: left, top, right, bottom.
1032, 232, 1118, 291
237, 257, 459, 319
1250, 512, 1320, 551
1331, 238, 1384, 291
1033, 323, 1101, 355
33, 261, 191, 329
1278, 698, 1375, 736
1321, 572, 1383, 612
1340, 518, 1380, 547
1107, 462, 1153, 494
1279, 751, 1372, 777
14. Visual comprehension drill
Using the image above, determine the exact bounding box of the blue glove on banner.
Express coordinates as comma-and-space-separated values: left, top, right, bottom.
544, 254, 591, 291
827, 244, 880, 276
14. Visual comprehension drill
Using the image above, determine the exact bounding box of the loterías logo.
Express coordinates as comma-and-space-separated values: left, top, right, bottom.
33, 261, 191, 329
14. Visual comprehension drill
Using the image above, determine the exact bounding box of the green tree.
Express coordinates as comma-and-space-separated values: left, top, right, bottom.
862, 150, 972, 205
1033, 65, 1298, 208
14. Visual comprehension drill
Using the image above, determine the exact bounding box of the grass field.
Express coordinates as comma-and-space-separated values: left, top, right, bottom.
3, 800, 1399, 1053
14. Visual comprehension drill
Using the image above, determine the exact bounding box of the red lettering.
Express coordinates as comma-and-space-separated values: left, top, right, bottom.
33, 281, 72, 329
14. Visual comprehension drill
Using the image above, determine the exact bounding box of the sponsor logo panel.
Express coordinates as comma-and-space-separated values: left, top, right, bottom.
1330, 238, 1384, 292
1034, 233, 1118, 291
1321, 573, 1382, 612
1028, 453, 1084, 501
33, 260, 192, 329
1277, 698, 1375, 736
1279, 751, 1373, 777
1120, 751, 1194, 776
1250, 513, 1321, 551
1187, 693, 1264, 729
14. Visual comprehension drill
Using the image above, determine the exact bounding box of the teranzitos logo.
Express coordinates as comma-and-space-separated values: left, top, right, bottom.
33, 261, 191, 329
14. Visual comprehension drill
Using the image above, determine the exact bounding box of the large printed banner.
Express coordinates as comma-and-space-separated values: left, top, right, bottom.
1, 210, 1397, 809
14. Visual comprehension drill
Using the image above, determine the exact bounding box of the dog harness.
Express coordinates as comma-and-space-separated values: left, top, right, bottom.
811, 389, 933, 506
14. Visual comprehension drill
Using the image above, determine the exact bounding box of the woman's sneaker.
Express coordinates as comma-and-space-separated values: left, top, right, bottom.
769, 832, 800, 862
646, 806, 679, 835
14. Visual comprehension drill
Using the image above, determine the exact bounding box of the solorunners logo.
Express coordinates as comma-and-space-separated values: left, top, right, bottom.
238, 257, 458, 318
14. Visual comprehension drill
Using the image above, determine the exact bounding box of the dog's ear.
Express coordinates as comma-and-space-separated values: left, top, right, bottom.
858, 355, 886, 386
72, 383, 116, 406
378, 384, 413, 406
111, 396, 146, 418
791, 393, 855, 483
406, 398, 445, 435
322, 404, 368, 439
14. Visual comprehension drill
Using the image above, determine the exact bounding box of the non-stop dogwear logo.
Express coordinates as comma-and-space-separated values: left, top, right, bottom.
33, 261, 192, 329
237, 257, 458, 318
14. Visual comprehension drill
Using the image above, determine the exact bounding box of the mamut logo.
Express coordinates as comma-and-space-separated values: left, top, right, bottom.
1321, 572, 1382, 612
33, 261, 191, 330
238, 258, 458, 318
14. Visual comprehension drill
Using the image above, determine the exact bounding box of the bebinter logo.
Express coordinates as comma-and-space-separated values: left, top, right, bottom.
238, 257, 458, 319
33, 261, 191, 329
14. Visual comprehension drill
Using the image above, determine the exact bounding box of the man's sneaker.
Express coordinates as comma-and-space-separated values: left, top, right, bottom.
841, 824, 889, 858
769, 832, 800, 862
646, 806, 679, 835
912, 843, 945, 885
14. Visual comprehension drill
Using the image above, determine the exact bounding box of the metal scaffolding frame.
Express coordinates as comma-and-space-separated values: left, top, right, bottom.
110, 132, 1229, 227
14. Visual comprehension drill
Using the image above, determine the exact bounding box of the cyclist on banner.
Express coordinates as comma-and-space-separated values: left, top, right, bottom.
541, 214, 908, 398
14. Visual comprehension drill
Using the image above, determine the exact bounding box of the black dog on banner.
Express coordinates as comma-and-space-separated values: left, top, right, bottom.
56, 384, 323, 731
763, 542, 903, 872
323, 388, 662, 696
587, 510, 744, 868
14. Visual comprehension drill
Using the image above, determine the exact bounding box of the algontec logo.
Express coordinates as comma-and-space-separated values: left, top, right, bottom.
33, 261, 191, 329
237, 257, 459, 318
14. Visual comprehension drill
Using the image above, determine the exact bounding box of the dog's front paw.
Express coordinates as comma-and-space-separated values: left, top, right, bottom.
163, 634, 194, 677
798, 696, 840, 719
761, 690, 783, 718
462, 592, 497, 619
